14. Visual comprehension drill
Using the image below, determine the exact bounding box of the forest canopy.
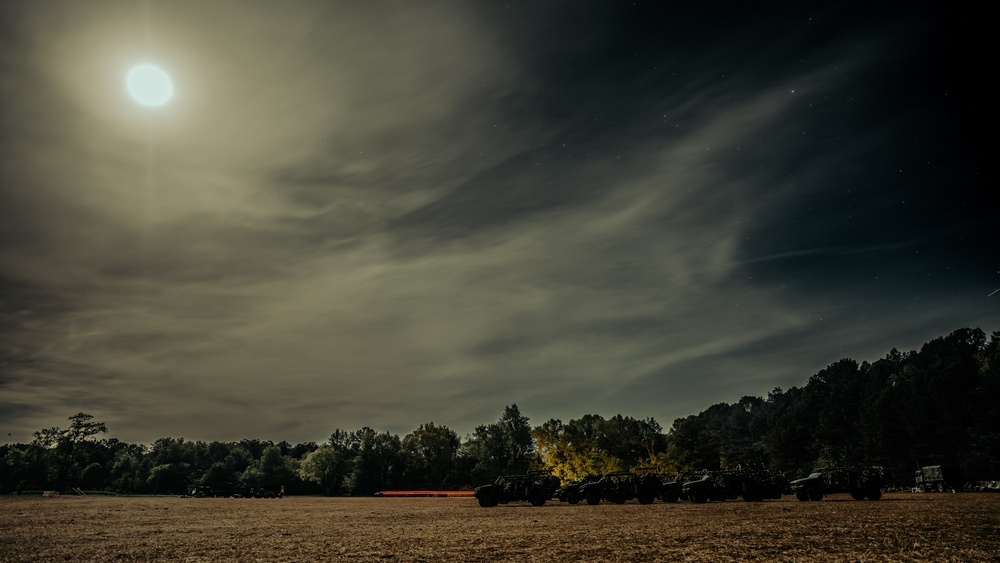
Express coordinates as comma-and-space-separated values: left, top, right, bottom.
3, 327, 997, 494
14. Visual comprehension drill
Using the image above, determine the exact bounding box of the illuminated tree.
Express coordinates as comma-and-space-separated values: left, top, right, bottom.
534, 414, 667, 481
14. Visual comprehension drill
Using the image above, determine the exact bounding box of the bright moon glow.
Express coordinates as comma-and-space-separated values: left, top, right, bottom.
126, 64, 174, 106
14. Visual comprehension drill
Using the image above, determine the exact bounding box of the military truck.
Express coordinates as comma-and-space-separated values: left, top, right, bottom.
579, 471, 638, 505
914, 465, 964, 492
474, 470, 561, 507
790, 466, 883, 501
575, 470, 663, 505
189, 485, 215, 497
632, 467, 664, 504
554, 474, 602, 504
682, 470, 733, 503
659, 471, 702, 502
681, 469, 740, 503
681, 466, 786, 503
745, 464, 788, 501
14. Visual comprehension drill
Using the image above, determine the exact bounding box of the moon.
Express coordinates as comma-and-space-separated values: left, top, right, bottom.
126, 64, 174, 106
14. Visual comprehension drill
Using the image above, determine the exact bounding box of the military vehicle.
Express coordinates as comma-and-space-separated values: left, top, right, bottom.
474, 470, 560, 507
231, 484, 284, 498
744, 464, 788, 501
790, 466, 883, 501
914, 465, 964, 492
682, 469, 741, 503
577, 470, 661, 504
681, 465, 786, 503
189, 485, 215, 497
632, 467, 664, 504
659, 471, 702, 502
579, 471, 635, 504
554, 474, 602, 504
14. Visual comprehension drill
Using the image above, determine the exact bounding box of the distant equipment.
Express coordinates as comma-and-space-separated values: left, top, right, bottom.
914, 465, 964, 492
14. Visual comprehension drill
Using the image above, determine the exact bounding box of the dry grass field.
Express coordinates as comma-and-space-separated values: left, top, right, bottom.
2, 492, 998, 561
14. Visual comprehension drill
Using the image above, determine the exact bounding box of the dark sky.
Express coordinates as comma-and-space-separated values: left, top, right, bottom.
1, 1, 996, 445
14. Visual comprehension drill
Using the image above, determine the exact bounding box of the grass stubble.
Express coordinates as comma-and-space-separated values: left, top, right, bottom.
1, 492, 997, 562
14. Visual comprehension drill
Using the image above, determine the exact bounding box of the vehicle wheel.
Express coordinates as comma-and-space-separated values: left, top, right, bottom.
936, 482, 945, 493
567, 493, 580, 505
477, 493, 498, 508
664, 491, 679, 503
807, 486, 823, 501
691, 489, 709, 504
795, 490, 808, 501
850, 490, 865, 501
528, 488, 546, 507
586, 491, 601, 505
866, 488, 882, 501
638, 488, 656, 505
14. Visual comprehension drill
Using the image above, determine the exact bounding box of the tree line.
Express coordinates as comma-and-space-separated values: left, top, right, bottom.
0, 406, 537, 496
663, 327, 1000, 485
2, 327, 997, 494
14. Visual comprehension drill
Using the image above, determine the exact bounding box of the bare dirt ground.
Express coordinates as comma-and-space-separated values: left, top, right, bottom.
2, 493, 998, 562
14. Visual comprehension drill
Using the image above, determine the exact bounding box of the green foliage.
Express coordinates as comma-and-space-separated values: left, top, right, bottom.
298, 428, 403, 495
299, 445, 350, 495
148, 463, 190, 494
241, 445, 300, 490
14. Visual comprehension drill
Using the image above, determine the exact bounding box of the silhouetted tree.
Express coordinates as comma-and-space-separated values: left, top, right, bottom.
348, 429, 402, 495
242, 444, 299, 492
467, 404, 535, 483
31, 413, 108, 490
401, 422, 460, 488
299, 445, 350, 495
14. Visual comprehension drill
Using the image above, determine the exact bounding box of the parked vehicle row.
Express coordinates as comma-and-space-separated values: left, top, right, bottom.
474, 465, 888, 507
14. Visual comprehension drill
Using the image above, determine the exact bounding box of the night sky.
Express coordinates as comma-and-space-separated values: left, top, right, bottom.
1, 1, 995, 445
